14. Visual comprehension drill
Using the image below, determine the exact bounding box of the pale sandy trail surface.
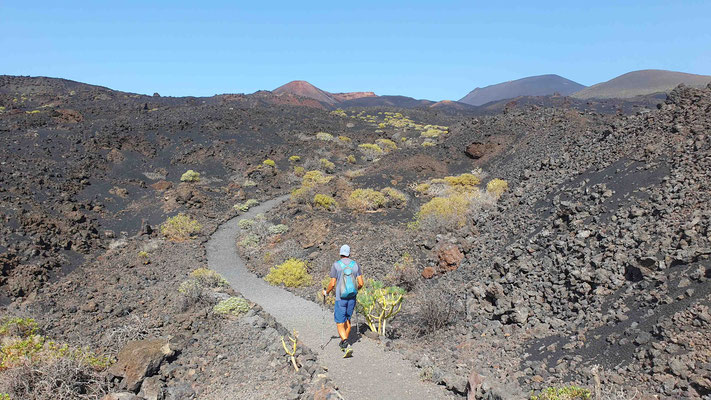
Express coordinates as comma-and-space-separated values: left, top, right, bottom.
207, 196, 454, 400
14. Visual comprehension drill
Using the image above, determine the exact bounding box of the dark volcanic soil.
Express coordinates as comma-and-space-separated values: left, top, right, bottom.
2, 75, 710, 399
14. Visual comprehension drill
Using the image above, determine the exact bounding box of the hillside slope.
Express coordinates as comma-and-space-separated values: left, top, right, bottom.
459, 74, 585, 106
572, 69, 711, 99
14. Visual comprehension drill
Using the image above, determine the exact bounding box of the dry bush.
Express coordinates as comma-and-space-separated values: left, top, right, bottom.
413, 288, 456, 336
100, 315, 161, 353
386, 253, 419, 291
0, 357, 108, 400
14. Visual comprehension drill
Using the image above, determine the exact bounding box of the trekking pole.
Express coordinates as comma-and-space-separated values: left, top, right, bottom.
320, 290, 326, 350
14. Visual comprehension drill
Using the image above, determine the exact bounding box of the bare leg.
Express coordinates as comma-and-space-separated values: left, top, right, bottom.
344, 319, 351, 340
336, 322, 348, 341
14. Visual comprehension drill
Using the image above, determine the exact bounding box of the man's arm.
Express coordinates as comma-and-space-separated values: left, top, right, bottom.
324, 278, 337, 296
356, 275, 364, 290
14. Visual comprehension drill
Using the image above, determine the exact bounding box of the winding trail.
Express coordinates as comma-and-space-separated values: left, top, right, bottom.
207, 196, 453, 400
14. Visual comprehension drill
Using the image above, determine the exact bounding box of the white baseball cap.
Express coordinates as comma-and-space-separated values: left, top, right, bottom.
339, 244, 351, 257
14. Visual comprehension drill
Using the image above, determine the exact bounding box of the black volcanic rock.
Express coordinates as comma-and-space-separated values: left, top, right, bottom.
459, 74, 585, 106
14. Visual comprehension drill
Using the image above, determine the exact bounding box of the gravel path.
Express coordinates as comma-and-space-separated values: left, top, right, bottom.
207, 196, 454, 400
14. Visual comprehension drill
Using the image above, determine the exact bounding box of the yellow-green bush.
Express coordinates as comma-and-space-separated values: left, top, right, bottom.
358, 143, 384, 160
346, 155, 356, 164
0, 317, 38, 338
330, 109, 347, 117
444, 173, 481, 190
320, 158, 335, 173
421, 141, 435, 147
161, 214, 202, 241
262, 159, 276, 167
347, 188, 387, 212
238, 233, 260, 248
486, 178, 508, 197
302, 170, 332, 187
190, 268, 229, 287
180, 170, 200, 182
290, 186, 310, 203
416, 194, 470, 229
289, 155, 301, 162
213, 297, 250, 317
313, 194, 337, 211
316, 132, 333, 141
234, 198, 259, 212
414, 183, 430, 195
265, 259, 312, 287
530, 385, 591, 400
376, 139, 398, 152
0, 334, 111, 370
238, 218, 254, 230
338, 135, 352, 143
293, 166, 306, 176
381, 187, 407, 207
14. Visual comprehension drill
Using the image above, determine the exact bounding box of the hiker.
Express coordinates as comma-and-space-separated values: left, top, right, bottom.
323, 244, 364, 353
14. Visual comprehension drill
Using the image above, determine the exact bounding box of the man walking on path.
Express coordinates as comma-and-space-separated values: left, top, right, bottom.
323, 244, 364, 355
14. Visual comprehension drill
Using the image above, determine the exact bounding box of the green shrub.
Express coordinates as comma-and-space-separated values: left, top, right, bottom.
421, 141, 435, 147
443, 173, 481, 190
487, 178, 508, 197
238, 234, 260, 248
320, 158, 335, 173
413, 183, 430, 194
243, 179, 257, 187
416, 194, 471, 229
358, 143, 384, 160
0, 334, 111, 370
356, 280, 405, 336
291, 187, 311, 203
213, 297, 250, 317
313, 194, 337, 211
265, 259, 312, 287
0, 318, 38, 338
293, 166, 306, 176
190, 268, 228, 287
346, 155, 356, 164
302, 170, 332, 187
235, 198, 259, 212
330, 109, 347, 117
381, 187, 407, 207
161, 214, 202, 241
268, 224, 289, 235
338, 135, 352, 143
316, 132, 333, 141
289, 155, 301, 162
180, 170, 200, 182
238, 219, 254, 230
347, 189, 386, 212
376, 138, 398, 152
530, 386, 591, 400
263, 159, 276, 167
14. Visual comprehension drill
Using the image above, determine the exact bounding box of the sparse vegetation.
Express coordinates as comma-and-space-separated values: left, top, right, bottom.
213, 297, 250, 317
180, 169, 200, 182
376, 138, 398, 152
315, 132, 333, 141
381, 187, 407, 208
238, 218, 255, 230
530, 386, 591, 400
289, 155, 301, 162
243, 179, 257, 187
330, 109, 347, 117
293, 166, 306, 176
235, 198, 259, 212
338, 135, 352, 143
301, 170, 332, 186
0, 318, 38, 338
320, 158, 335, 173
346, 155, 356, 164
358, 143, 384, 160
313, 194, 337, 211
238, 233, 260, 248
347, 188, 386, 212
443, 173, 481, 190
487, 178, 509, 197
281, 330, 300, 371
263, 159, 276, 167
137, 250, 150, 264
415, 194, 471, 230
161, 214, 202, 241
265, 259, 312, 287
190, 268, 229, 288
268, 224, 289, 235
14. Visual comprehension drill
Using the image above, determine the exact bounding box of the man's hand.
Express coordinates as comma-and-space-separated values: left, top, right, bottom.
322, 289, 328, 297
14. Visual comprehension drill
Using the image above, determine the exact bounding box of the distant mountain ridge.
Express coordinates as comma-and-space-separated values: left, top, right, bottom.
571, 69, 711, 99
459, 74, 586, 106
272, 80, 376, 105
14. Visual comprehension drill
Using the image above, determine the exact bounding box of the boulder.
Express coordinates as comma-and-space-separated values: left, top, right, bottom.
422, 266, 436, 279
108, 338, 175, 392
437, 244, 463, 273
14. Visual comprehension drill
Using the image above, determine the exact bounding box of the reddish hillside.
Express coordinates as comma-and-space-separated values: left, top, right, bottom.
273, 80, 338, 105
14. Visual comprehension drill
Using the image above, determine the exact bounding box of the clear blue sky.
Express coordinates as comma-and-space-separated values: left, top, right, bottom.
1, 1, 709, 100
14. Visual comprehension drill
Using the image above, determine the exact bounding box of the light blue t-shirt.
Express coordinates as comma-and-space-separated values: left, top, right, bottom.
330, 258, 361, 301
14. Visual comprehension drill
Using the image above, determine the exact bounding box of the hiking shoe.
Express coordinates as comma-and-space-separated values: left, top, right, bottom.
339, 340, 348, 351
342, 345, 353, 358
